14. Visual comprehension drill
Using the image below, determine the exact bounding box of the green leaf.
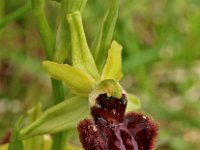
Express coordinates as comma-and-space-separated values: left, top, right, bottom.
67, 11, 99, 81
20, 96, 89, 139
8, 117, 24, 150
54, 0, 88, 63
0, 5, 30, 29
43, 61, 96, 96
92, 0, 119, 72
126, 94, 141, 112
101, 41, 123, 81
23, 104, 44, 150
89, 79, 123, 107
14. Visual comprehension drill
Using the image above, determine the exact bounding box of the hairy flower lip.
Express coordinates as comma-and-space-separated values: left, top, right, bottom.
78, 112, 158, 150
125, 112, 158, 150
78, 94, 158, 150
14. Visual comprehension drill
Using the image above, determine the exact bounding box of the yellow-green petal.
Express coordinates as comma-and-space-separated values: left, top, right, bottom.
101, 41, 123, 81
126, 93, 141, 112
43, 61, 96, 96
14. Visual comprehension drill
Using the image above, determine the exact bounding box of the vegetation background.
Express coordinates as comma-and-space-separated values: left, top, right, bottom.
0, 0, 200, 149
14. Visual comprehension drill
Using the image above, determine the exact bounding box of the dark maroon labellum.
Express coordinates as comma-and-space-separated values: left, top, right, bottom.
78, 94, 158, 150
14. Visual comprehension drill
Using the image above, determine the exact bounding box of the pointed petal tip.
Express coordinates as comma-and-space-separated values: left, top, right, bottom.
42, 61, 55, 71
112, 40, 122, 50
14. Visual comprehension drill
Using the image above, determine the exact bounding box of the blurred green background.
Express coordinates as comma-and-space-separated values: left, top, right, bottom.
1, 0, 200, 149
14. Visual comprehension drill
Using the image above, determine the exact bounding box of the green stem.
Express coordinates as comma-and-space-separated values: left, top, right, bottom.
52, 1, 87, 149
51, 132, 68, 150
33, 10, 54, 60
31, 0, 89, 149
0, 4, 30, 29
30, 0, 66, 150
30, 0, 65, 103
51, 79, 65, 104
31, 0, 55, 60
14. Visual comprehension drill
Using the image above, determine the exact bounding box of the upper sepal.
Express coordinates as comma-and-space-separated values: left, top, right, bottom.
101, 41, 123, 81
67, 11, 100, 81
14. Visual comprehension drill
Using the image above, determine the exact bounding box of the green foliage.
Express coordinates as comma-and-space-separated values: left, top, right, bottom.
8, 118, 24, 150
0, 5, 30, 29
1, 0, 200, 150
31, 0, 54, 60
20, 96, 89, 139
54, 0, 88, 63
92, 0, 120, 72
23, 104, 44, 150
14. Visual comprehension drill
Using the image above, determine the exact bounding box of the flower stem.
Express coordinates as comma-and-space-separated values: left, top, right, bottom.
32, 10, 54, 60
51, 132, 68, 150
31, 0, 89, 149
30, 0, 66, 150
51, 79, 65, 105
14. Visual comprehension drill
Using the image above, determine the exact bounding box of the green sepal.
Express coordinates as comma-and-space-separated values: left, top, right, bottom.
54, 0, 88, 63
126, 93, 141, 112
92, 0, 120, 72
89, 79, 123, 107
101, 41, 123, 81
67, 11, 99, 81
43, 61, 96, 96
19, 96, 89, 139
23, 104, 44, 150
8, 117, 24, 150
